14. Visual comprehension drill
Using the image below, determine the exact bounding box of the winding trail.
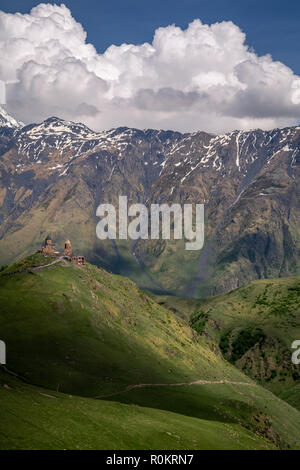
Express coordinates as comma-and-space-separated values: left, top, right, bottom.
0, 256, 67, 277
95, 378, 256, 400
31, 256, 65, 270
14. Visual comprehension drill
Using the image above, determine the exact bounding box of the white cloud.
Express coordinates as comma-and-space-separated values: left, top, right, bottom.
0, 3, 300, 133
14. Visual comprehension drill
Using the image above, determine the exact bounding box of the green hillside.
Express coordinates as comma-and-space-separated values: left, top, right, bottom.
0, 255, 245, 397
0, 370, 275, 450
1, 256, 300, 449
168, 277, 300, 409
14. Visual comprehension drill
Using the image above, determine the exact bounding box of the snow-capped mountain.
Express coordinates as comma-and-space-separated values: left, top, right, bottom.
0, 113, 299, 296
0, 106, 24, 155
0, 105, 23, 129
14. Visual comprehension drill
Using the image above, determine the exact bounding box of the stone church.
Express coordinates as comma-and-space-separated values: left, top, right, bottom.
39, 236, 85, 265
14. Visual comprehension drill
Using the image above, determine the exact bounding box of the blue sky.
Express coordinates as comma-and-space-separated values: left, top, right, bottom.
2, 0, 300, 74
1, 1, 299, 132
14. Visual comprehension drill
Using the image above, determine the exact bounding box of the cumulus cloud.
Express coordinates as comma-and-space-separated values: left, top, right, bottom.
0, 2, 300, 133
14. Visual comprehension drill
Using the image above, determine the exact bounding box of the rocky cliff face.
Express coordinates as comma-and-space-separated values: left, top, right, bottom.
0, 107, 299, 296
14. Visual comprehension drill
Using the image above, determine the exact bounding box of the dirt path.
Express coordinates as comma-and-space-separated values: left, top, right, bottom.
96, 378, 256, 399
0, 256, 66, 277
31, 257, 65, 271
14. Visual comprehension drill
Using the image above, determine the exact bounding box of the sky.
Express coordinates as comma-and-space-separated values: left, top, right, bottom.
0, 0, 299, 133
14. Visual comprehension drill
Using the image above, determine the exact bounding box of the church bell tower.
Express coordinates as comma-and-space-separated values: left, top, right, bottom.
64, 239, 72, 257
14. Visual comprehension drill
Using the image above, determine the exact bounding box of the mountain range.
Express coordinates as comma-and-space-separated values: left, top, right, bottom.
0, 106, 299, 297
0, 104, 299, 449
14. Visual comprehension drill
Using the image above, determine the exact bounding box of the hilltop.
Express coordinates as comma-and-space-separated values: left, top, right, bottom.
0, 254, 248, 396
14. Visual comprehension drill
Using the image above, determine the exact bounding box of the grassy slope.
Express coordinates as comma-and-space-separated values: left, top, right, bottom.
0, 256, 245, 397
163, 277, 300, 409
0, 253, 53, 274
0, 370, 274, 450
1, 256, 300, 449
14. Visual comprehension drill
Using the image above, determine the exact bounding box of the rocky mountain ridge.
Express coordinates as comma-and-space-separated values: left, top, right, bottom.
0, 107, 299, 296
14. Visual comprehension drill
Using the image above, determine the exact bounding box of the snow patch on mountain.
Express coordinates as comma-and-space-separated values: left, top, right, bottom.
0, 106, 24, 129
